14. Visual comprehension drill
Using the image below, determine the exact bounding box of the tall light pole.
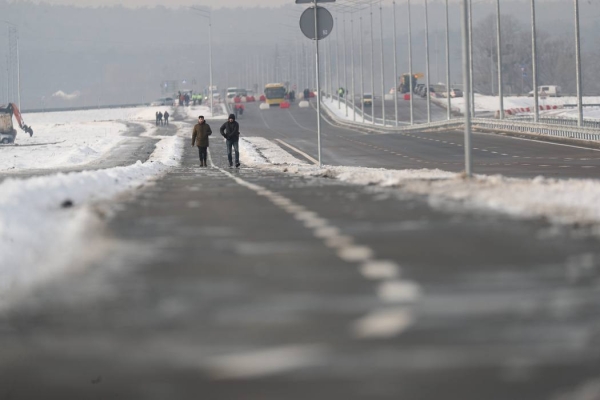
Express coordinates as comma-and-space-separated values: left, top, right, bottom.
461, 0, 472, 177
392, 1, 399, 127
468, 0, 474, 117
370, 4, 375, 125
343, 13, 348, 116
496, 0, 504, 120
191, 7, 214, 116
313, 0, 322, 166
379, 1, 385, 126
531, 0, 539, 123
360, 15, 365, 123
351, 14, 356, 121
574, 0, 583, 127
336, 16, 341, 108
445, 0, 451, 120
407, 0, 414, 125
424, 0, 431, 123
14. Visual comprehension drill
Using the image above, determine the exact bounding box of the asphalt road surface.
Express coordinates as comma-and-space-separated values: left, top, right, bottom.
1, 103, 599, 399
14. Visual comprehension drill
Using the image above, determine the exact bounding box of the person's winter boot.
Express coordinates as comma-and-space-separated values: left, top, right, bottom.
235, 162, 240, 168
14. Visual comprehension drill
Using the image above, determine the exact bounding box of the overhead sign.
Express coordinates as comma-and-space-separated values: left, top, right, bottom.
299, 6, 334, 40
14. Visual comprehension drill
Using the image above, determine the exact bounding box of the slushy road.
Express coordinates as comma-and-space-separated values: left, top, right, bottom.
1, 106, 599, 399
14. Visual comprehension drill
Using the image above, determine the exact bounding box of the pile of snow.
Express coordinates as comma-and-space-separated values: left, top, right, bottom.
239, 137, 309, 166
322, 97, 366, 124
182, 103, 229, 121
239, 136, 600, 230
0, 134, 184, 303
0, 106, 180, 172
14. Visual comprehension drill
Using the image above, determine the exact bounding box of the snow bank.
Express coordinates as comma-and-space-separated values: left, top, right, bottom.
240, 136, 600, 231
239, 137, 309, 166
0, 105, 178, 172
182, 103, 229, 121
0, 134, 184, 302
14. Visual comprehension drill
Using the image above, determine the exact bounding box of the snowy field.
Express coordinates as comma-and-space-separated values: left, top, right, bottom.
0, 106, 184, 305
448, 94, 600, 120
240, 137, 600, 231
0, 106, 173, 172
182, 103, 229, 121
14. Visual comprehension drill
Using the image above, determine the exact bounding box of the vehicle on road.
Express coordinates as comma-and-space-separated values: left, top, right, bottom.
150, 98, 174, 106
264, 83, 287, 107
362, 93, 373, 107
528, 85, 561, 97
450, 88, 463, 98
0, 103, 34, 144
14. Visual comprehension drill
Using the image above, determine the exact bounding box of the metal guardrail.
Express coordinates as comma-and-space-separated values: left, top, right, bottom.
472, 118, 600, 141
322, 93, 600, 142
509, 115, 600, 129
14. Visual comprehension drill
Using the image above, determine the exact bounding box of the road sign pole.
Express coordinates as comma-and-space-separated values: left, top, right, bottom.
531, 0, 539, 123
461, 0, 472, 177
407, 0, 414, 125
314, 1, 322, 166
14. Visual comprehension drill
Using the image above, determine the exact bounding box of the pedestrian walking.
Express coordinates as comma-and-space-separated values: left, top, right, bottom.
155, 111, 160, 126
192, 115, 212, 167
164, 111, 170, 125
220, 114, 240, 168
158, 111, 163, 126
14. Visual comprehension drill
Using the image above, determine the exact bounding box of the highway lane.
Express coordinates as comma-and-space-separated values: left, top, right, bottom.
239, 100, 600, 179
3, 134, 599, 399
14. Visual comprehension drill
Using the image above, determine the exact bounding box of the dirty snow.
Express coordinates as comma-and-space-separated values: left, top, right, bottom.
0, 106, 174, 172
0, 107, 184, 304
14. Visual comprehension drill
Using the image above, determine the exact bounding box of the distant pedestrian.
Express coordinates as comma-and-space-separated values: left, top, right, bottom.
192, 115, 212, 167
164, 111, 170, 125
158, 111, 163, 126
155, 111, 160, 126
220, 114, 240, 168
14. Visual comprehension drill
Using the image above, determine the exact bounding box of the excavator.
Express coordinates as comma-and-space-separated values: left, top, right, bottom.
0, 103, 33, 144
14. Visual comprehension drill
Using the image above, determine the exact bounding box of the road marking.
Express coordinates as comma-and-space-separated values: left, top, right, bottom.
205, 345, 327, 380
207, 149, 419, 340
352, 308, 414, 339
274, 139, 319, 164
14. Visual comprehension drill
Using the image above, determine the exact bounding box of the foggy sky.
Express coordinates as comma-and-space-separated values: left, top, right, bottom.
12, 0, 291, 8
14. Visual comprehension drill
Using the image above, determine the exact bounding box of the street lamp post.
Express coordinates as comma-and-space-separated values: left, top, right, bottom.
461, 0, 472, 177
531, 0, 539, 123
379, 1, 385, 126
424, 0, 431, 123
351, 15, 356, 121
392, 0, 399, 127
370, 5, 375, 125
407, 0, 414, 125
496, 0, 504, 120
360, 15, 365, 123
445, 0, 451, 120
574, 0, 583, 127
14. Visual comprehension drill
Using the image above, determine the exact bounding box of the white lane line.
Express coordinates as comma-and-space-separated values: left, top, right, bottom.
360, 260, 401, 280
352, 308, 414, 339
207, 149, 419, 340
377, 281, 421, 303
274, 139, 319, 165
205, 345, 327, 380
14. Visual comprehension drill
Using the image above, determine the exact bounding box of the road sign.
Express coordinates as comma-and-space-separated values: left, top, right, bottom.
299, 6, 334, 40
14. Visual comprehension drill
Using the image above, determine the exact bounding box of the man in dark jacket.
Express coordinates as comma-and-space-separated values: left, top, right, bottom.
164, 111, 170, 125
192, 115, 212, 167
220, 114, 240, 168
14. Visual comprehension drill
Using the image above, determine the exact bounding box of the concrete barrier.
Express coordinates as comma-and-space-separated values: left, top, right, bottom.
384, 94, 394, 101
259, 103, 270, 110
299, 100, 310, 108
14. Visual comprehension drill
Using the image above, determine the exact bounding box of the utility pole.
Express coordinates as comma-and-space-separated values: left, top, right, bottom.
574, 0, 583, 127
393, 1, 399, 126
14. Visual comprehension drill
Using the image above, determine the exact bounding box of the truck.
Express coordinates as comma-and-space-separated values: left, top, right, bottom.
0, 103, 34, 144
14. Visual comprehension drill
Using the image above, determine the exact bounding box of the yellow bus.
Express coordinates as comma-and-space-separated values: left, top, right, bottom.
264, 83, 286, 106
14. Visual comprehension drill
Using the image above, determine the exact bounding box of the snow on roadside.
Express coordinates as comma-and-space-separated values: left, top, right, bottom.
0, 133, 184, 302
182, 103, 229, 121
0, 106, 176, 172
449, 94, 600, 120
239, 136, 600, 231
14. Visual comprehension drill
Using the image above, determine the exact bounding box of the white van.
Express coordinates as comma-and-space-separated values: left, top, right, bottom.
528, 85, 561, 97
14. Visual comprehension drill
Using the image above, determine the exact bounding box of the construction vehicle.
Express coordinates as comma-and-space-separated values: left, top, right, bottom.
0, 103, 33, 144
399, 73, 424, 94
